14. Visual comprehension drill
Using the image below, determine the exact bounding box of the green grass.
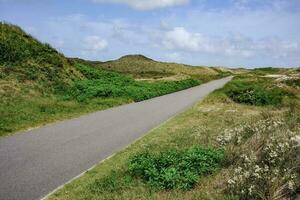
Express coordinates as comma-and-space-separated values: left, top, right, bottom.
284, 78, 300, 88
74, 54, 231, 81
0, 62, 201, 137
0, 96, 131, 137
68, 64, 200, 102
47, 72, 300, 200
128, 146, 224, 190
253, 67, 281, 74
1, 23, 227, 137
223, 76, 293, 106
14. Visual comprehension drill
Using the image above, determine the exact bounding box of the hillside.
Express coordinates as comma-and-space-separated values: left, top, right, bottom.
0, 23, 83, 101
74, 54, 229, 81
0, 23, 228, 136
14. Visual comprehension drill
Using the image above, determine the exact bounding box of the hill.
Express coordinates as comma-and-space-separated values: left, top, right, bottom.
74, 54, 227, 81
0, 22, 83, 100
0, 23, 229, 136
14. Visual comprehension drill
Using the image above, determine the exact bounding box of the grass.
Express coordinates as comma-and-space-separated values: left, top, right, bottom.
73, 54, 231, 81
223, 76, 293, 106
0, 96, 131, 136
0, 61, 202, 137
0, 22, 228, 137
68, 63, 200, 102
128, 146, 224, 190
47, 72, 300, 200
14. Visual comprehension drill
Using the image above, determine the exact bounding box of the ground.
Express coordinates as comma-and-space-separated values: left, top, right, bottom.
48, 71, 300, 200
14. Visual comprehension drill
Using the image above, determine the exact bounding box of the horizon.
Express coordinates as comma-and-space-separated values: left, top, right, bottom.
1, 0, 300, 68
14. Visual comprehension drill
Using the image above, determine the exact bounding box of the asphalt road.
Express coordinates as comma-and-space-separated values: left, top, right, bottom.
0, 76, 232, 200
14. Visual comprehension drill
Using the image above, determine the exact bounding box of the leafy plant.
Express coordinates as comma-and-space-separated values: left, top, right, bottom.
69, 63, 200, 102
224, 78, 292, 106
284, 78, 300, 88
128, 146, 224, 190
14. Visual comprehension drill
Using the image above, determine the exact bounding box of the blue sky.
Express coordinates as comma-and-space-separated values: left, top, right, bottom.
1, 0, 300, 68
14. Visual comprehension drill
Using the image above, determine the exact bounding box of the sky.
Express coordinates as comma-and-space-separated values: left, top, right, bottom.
0, 0, 300, 68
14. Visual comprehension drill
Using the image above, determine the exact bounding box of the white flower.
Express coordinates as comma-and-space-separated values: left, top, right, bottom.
254, 165, 261, 173
287, 180, 295, 190
291, 135, 300, 147
248, 185, 255, 195
228, 179, 236, 185
235, 167, 243, 174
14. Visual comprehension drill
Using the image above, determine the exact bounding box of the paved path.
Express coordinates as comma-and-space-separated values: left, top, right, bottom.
0, 77, 232, 200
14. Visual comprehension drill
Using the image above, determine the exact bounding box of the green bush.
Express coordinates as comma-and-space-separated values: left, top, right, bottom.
253, 67, 281, 75
224, 79, 291, 106
69, 64, 200, 102
284, 78, 300, 88
128, 146, 224, 190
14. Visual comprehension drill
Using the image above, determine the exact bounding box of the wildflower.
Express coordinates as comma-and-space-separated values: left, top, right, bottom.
254, 165, 261, 173
287, 180, 295, 190
228, 179, 236, 185
291, 135, 300, 147
235, 167, 242, 173
248, 185, 255, 195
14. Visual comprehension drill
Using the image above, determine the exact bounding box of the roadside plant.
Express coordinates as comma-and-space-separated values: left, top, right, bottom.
224, 78, 292, 106
219, 116, 300, 200
128, 146, 224, 190
227, 136, 299, 200
216, 119, 284, 147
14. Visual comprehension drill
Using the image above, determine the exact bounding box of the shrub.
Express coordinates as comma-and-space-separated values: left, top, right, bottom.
224, 79, 291, 106
227, 137, 299, 200
284, 78, 300, 88
219, 116, 300, 200
128, 146, 224, 190
69, 64, 200, 102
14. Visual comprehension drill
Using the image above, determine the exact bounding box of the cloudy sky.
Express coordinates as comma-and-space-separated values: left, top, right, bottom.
1, 0, 300, 68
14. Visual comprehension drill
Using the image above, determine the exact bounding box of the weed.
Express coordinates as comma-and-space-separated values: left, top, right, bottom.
69, 64, 200, 102
128, 146, 224, 190
224, 78, 292, 106
89, 171, 133, 194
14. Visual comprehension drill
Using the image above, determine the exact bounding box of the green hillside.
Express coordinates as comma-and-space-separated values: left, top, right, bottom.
0, 22, 83, 93
0, 23, 228, 137
74, 54, 229, 81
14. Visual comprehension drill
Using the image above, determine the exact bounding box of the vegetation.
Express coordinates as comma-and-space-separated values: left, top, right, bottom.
128, 146, 224, 190
253, 67, 282, 74
5, 21, 299, 200
0, 22, 226, 137
73, 54, 231, 81
284, 78, 300, 88
68, 64, 200, 102
224, 77, 293, 106
48, 71, 300, 200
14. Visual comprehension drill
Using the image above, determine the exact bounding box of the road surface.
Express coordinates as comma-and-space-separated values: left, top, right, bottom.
0, 76, 232, 200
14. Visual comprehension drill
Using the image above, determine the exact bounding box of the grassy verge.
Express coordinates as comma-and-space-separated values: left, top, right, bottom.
1, 23, 229, 137
0, 96, 131, 137
0, 62, 217, 137
47, 73, 300, 200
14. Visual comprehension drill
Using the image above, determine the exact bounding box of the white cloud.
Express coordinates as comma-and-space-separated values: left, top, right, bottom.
164, 52, 182, 62
160, 27, 216, 53
92, 0, 189, 10
83, 36, 108, 51
19, 0, 300, 67
154, 27, 300, 60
